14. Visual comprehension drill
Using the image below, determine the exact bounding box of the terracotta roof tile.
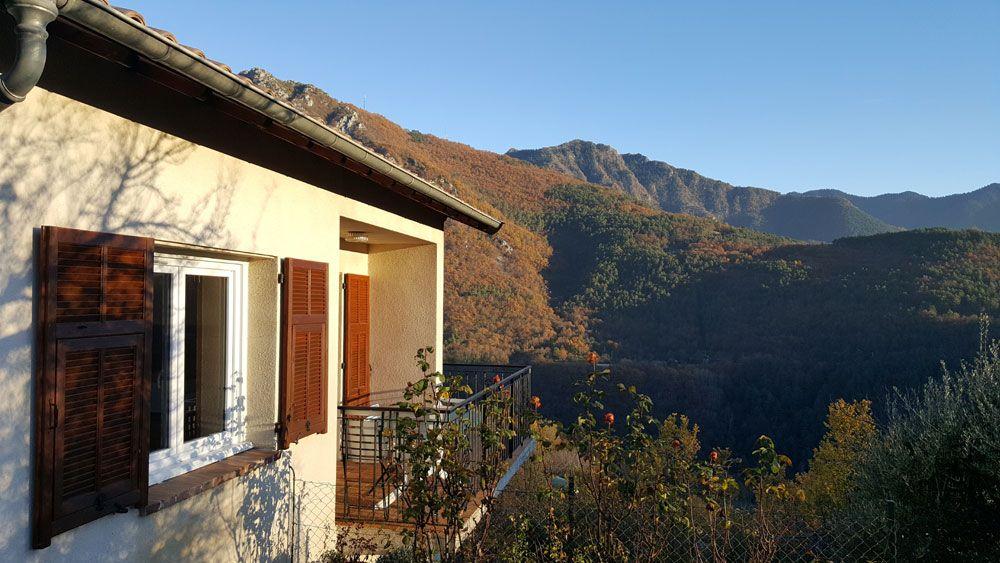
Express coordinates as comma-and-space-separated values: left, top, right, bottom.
109, 5, 233, 78
181, 44, 206, 59
112, 6, 145, 26
149, 27, 178, 43
208, 59, 232, 73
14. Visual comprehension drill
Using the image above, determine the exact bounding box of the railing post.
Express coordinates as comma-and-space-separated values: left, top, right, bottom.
339, 409, 350, 518
339, 409, 346, 462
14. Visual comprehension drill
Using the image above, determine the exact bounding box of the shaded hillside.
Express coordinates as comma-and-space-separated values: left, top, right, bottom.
799, 183, 1000, 231
508, 140, 997, 241
543, 184, 787, 311
605, 228, 999, 363
543, 185, 999, 360
760, 195, 900, 241
536, 221, 999, 464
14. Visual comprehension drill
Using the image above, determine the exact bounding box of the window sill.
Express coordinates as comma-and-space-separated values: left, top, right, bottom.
140, 448, 281, 516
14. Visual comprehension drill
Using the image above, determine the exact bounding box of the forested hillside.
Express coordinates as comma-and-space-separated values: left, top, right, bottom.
537, 186, 998, 461
243, 68, 999, 464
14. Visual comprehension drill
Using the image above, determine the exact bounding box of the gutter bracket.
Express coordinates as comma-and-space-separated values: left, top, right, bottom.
0, 0, 60, 109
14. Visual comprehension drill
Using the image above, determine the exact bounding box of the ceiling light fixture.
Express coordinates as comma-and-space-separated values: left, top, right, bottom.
345, 231, 369, 243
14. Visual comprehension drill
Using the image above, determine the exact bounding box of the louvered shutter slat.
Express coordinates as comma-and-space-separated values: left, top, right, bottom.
279, 258, 329, 449
33, 227, 151, 549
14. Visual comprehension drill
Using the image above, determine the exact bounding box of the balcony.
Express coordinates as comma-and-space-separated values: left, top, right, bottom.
335, 363, 533, 526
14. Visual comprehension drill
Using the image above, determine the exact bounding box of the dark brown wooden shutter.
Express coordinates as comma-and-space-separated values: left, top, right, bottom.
279, 258, 329, 449
33, 226, 152, 548
343, 274, 371, 407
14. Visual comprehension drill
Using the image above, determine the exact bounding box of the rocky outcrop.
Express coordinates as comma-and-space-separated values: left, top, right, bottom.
507, 140, 654, 204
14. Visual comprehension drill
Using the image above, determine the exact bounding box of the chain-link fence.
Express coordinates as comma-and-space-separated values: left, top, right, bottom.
293, 478, 412, 562
471, 483, 897, 562
293, 474, 896, 562
292, 479, 340, 562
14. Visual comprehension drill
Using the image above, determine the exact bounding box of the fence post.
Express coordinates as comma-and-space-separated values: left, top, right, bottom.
567, 474, 575, 560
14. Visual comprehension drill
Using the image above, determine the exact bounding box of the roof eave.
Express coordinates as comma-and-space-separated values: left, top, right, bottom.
55, 0, 503, 234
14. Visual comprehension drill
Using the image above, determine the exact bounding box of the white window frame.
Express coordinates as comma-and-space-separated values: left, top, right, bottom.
149, 254, 250, 485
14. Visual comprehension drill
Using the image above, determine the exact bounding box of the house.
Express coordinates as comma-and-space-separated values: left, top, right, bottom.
0, 1, 531, 560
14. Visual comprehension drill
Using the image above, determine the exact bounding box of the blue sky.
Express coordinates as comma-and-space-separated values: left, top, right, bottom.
123, 1, 997, 197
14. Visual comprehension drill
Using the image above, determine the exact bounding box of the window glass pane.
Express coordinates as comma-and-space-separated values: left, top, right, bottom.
184, 275, 228, 442
150, 272, 172, 452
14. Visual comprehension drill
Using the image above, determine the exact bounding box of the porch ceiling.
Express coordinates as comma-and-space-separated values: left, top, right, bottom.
340, 218, 430, 249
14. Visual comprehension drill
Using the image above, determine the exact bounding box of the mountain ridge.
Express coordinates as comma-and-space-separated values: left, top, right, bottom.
507, 140, 997, 241
795, 183, 1000, 231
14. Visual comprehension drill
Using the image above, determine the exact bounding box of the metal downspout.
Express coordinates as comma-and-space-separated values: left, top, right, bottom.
0, 0, 59, 110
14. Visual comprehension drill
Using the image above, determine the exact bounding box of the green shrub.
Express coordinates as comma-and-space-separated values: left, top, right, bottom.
849, 319, 1000, 560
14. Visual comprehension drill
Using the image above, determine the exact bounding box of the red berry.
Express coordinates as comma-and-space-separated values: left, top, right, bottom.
710, 450, 719, 463
672, 439, 681, 450
604, 412, 615, 426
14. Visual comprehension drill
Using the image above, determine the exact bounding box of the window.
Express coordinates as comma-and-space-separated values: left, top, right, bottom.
149, 254, 249, 484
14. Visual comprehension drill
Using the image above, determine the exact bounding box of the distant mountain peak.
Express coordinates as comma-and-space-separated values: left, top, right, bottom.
620, 152, 653, 163
507, 140, 654, 204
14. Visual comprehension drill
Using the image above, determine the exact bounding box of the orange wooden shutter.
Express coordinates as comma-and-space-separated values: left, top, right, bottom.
343, 274, 370, 407
33, 226, 152, 548
279, 258, 329, 449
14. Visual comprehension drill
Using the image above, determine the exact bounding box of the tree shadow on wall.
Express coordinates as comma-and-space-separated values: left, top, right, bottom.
143, 456, 293, 562
0, 90, 288, 559
141, 383, 292, 562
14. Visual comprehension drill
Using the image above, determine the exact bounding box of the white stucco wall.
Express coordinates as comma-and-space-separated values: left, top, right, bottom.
0, 89, 445, 561
370, 245, 442, 404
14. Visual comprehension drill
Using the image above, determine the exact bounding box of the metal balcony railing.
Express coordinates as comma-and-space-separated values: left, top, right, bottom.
336, 363, 532, 524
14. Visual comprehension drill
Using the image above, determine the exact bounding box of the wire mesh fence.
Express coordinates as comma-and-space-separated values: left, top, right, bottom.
293, 474, 896, 562
292, 479, 341, 562
471, 483, 897, 562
